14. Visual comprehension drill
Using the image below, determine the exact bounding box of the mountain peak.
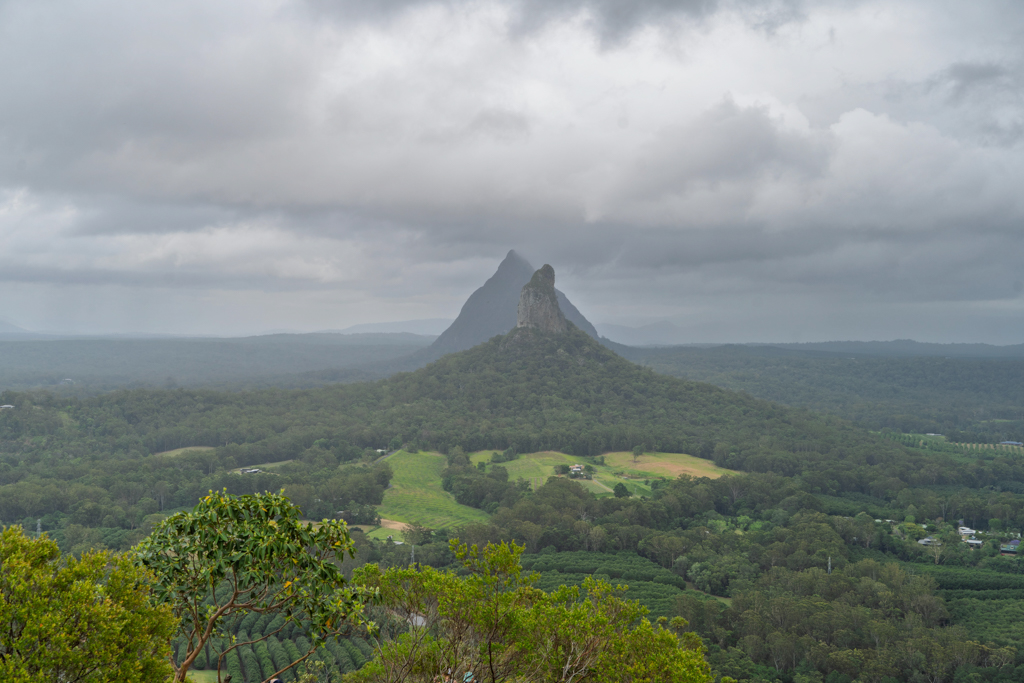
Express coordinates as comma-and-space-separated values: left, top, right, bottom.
427, 251, 598, 357
516, 265, 568, 334
527, 263, 555, 289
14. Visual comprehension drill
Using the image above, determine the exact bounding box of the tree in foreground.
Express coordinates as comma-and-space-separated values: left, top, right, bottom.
0, 525, 175, 682
133, 490, 371, 683
349, 540, 712, 683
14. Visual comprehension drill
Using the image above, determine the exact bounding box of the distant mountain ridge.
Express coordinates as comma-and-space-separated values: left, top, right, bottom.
428, 250, 598, 357
328, 319, 450, 336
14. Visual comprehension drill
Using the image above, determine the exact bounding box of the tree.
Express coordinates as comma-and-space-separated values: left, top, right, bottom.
632, 445, 643, 464
349, 540, 712, 683
614, 483, 631, 498
133, 490, 371, 683
0, 525, 176, 682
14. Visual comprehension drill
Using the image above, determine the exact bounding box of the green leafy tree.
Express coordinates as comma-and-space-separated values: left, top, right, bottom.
0, 525, 175, 682
133, 490, 372, 683
349, 540, 711, 683
614, 483, 631, 498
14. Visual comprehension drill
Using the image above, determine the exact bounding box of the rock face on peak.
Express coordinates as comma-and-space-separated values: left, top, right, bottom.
516, 265, 569, 334
427, 250, 597, 357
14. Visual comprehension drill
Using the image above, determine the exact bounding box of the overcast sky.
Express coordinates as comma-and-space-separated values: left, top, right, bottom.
0, 0, 1022, 342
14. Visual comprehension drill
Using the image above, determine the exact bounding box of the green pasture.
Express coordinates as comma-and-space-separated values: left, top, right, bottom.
186, 671, 219, 683
602, 451, 734, 479
469, 449, 736, 499
377, 451, 490, 529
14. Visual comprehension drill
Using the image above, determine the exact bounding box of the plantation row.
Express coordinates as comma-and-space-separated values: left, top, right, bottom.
170, 609, 373, 682
521, 551, 700, 617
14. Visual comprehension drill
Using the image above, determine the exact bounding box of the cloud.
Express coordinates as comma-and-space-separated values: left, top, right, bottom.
0, 0, 1021, 340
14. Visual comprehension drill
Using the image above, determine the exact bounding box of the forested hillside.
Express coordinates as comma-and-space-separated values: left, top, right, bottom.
622, 344, 1024, 442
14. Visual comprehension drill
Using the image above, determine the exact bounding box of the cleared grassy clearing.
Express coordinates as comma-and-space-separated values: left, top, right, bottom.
365, 526, 401, 541
152, 446, 215, 457
229, 459, 293, 473
602, 451, 734, 479
377, 451, 490, 529
186, 671, 218, 683
469, 450, 581, 488
578, 479, 613, 494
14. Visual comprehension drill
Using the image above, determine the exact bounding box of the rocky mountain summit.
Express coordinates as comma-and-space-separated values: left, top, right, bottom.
428, 250, 597, 357
516, 264, 569, 334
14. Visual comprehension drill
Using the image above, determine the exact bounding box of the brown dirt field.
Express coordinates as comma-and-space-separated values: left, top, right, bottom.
378, 518, 408, 531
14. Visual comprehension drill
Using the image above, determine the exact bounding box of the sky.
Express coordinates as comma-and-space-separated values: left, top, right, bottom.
0, 0, 1022, 342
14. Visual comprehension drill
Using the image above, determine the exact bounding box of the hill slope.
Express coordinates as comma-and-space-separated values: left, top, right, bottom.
0, 324, 907, 474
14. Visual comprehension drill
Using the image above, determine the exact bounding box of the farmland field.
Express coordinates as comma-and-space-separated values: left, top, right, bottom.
469, 449, 736, 498
601, 451, 734, 479
153, 446, 216, 457
376, 450, 490, 529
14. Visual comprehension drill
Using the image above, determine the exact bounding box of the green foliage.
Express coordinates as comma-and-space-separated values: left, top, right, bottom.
133, 490, 371, 682
0, 525, 175, 682
491, 447, 519, 463
349, 540, 712, 683
442, 459, 529, 512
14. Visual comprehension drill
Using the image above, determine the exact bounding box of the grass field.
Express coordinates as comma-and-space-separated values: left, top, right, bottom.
376, 451, 490, 530
229, 459, 293, 473
602, 451, 733, 479
469, 450, 736, 499
153, 446, 215, 457
469, 450, 583, 489
186, 671, 218, 683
